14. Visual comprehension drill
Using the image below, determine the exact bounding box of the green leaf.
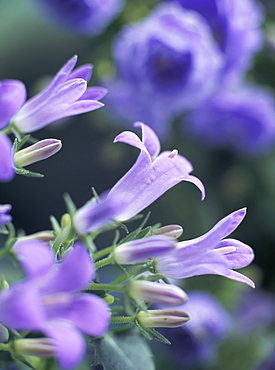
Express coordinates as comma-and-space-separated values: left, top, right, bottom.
91, 330, 155, 370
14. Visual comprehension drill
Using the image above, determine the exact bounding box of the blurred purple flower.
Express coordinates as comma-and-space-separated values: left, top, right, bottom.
156, 208, 255, 287
108, 122, 205, 221
0, 133, 14, 182
104, 2, 222, 136
13, 55, 106, 133
36, 0, 124, 36
158, 291, 231, 368
183, 87, 275, 155
0, 204, 12, 226
167, 0, 264, 81
0, 240, 110, 369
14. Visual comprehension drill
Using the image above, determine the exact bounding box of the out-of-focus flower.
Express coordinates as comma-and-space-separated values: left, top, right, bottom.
129, 280, 188, 306
0, 133, 14, 182
114, 235, 176, 264
36, 0, 124, 36
153, 224, 183, 239
183, 87, 275, 155
157, 291, 231, 367
167, 0, 263, 81
73, 193, 126, 235
108, 122, 205, 221
0, 240, 110, 369
14, 139, 62, 168
137, 308, 189, 328
156, 208, 255, 287
104, 2, 222, 136
0, 204, 12, 226
12, 55, 106, 133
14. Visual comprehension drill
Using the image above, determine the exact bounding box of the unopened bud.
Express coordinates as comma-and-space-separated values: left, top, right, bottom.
0, 278, 9, 292
19, 230, 54, 242
114, 235, 176, 265
153, 225, 183, 239
137, 309, 189, 328
14, 139, 62, 168
13, 338, 55, 357
129, 280, 188, 306
104, 294, 115, 305
61, 213, 71, 229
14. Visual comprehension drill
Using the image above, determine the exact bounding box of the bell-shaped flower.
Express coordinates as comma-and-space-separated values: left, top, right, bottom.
0, 133, 15, 182
156, 208, 255, 287
108, 122, 205, 221
12, 55, 106, 133
0, 204, 12, 226
0, 240, 110, 369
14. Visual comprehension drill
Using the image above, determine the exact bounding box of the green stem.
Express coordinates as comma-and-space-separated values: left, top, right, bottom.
87, 283, 123, 292
93, 246, 113, 260
111, 264, 152, 285
95, 255, 113, 269
111, 316, 135, 324
0, 248, 10, 258
0, 343, 10, 351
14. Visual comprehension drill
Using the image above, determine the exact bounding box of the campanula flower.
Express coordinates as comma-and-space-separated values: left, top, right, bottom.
108, 122, 205, 221
36, 0, 124, 36
12, 55, 106, 133
0, 204, 12, 226
0, 133, 14, 182
0, 240, 110, 369
156, 208, 255, 287
184, 87, 275, 154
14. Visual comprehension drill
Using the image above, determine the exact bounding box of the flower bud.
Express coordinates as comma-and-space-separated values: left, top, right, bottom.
129, 280, 188, 306
13, 338, 55, 357
137, 309, 189, 328
61, 213, 71, 229
114, 235, 176, 264
14, 138, 62, 168
19, 230, 54, 242
104, 294, 115, 305
153, 225, 183, 239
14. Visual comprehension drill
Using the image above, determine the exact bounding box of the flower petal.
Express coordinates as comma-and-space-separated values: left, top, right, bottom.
80, 86, 108, 101
68, 64, 93, 81
0, 80, 26, 129
0, 204, 12, 225
0, 133, 15, 182
13, 239, 54, 279
44, 321, 85, 369
216, 239, 254, 269
134, 121, 161, 160
223, 270, 255, 288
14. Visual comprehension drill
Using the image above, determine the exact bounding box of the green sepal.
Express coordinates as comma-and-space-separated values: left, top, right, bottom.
15, 168, 44, 178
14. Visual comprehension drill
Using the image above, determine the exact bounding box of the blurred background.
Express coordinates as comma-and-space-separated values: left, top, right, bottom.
1, 0, 275, 369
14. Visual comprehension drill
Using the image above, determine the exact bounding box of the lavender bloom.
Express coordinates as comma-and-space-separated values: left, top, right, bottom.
158, 291, 231, 367
0, 204, 12, 226
36, 0, 124, 36
184, 87, 275, 155
156, 208, 255, 287
0, 133, 14, 182
108, 122, 205, 221
114, 235, 176, 264
167, 0, 263, 80
104, 2, 222, 136
13, 55, 106, 133
0, 79, 26, 129
0, 240, 110, 369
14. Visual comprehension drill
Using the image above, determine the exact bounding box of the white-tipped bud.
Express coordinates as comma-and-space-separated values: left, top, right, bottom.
13, 338, 55, 357
14, 138, 62, 168
137, 309, 189, 328
19, 230, 54, 242
153, 225, 183, 239
129, 280, 188, 306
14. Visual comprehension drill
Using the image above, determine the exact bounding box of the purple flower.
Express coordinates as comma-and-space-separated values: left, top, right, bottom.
156, 208, 255, 287
104, 2, 222, 136
167, 0, 263, 80
13, 55, 106, 133
0, 204, 12, 226
0, 240, 110, 369
36, 0, 124, 36
183, 87, 275, 155
0, 133, 15, 182
157, 291, 231, 367
108, 122, 205, 221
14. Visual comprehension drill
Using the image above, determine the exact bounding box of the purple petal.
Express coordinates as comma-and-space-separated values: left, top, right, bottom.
13, 239, 54, 278
0, 204, 12, 225
68, 64, 93, 81
80, 86, 108, 100
0, 283, 45, 330
0, 80, 26, 129
216, 239, 254, 269
64, 99, 104, 115
41, 243, 95, 294
45, 321, 85, 369
134, 121, 161, 160
223, 270, 255, 288
113, 130, 149, 154
0, 133, 15, 182
60, 295, 110, 336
